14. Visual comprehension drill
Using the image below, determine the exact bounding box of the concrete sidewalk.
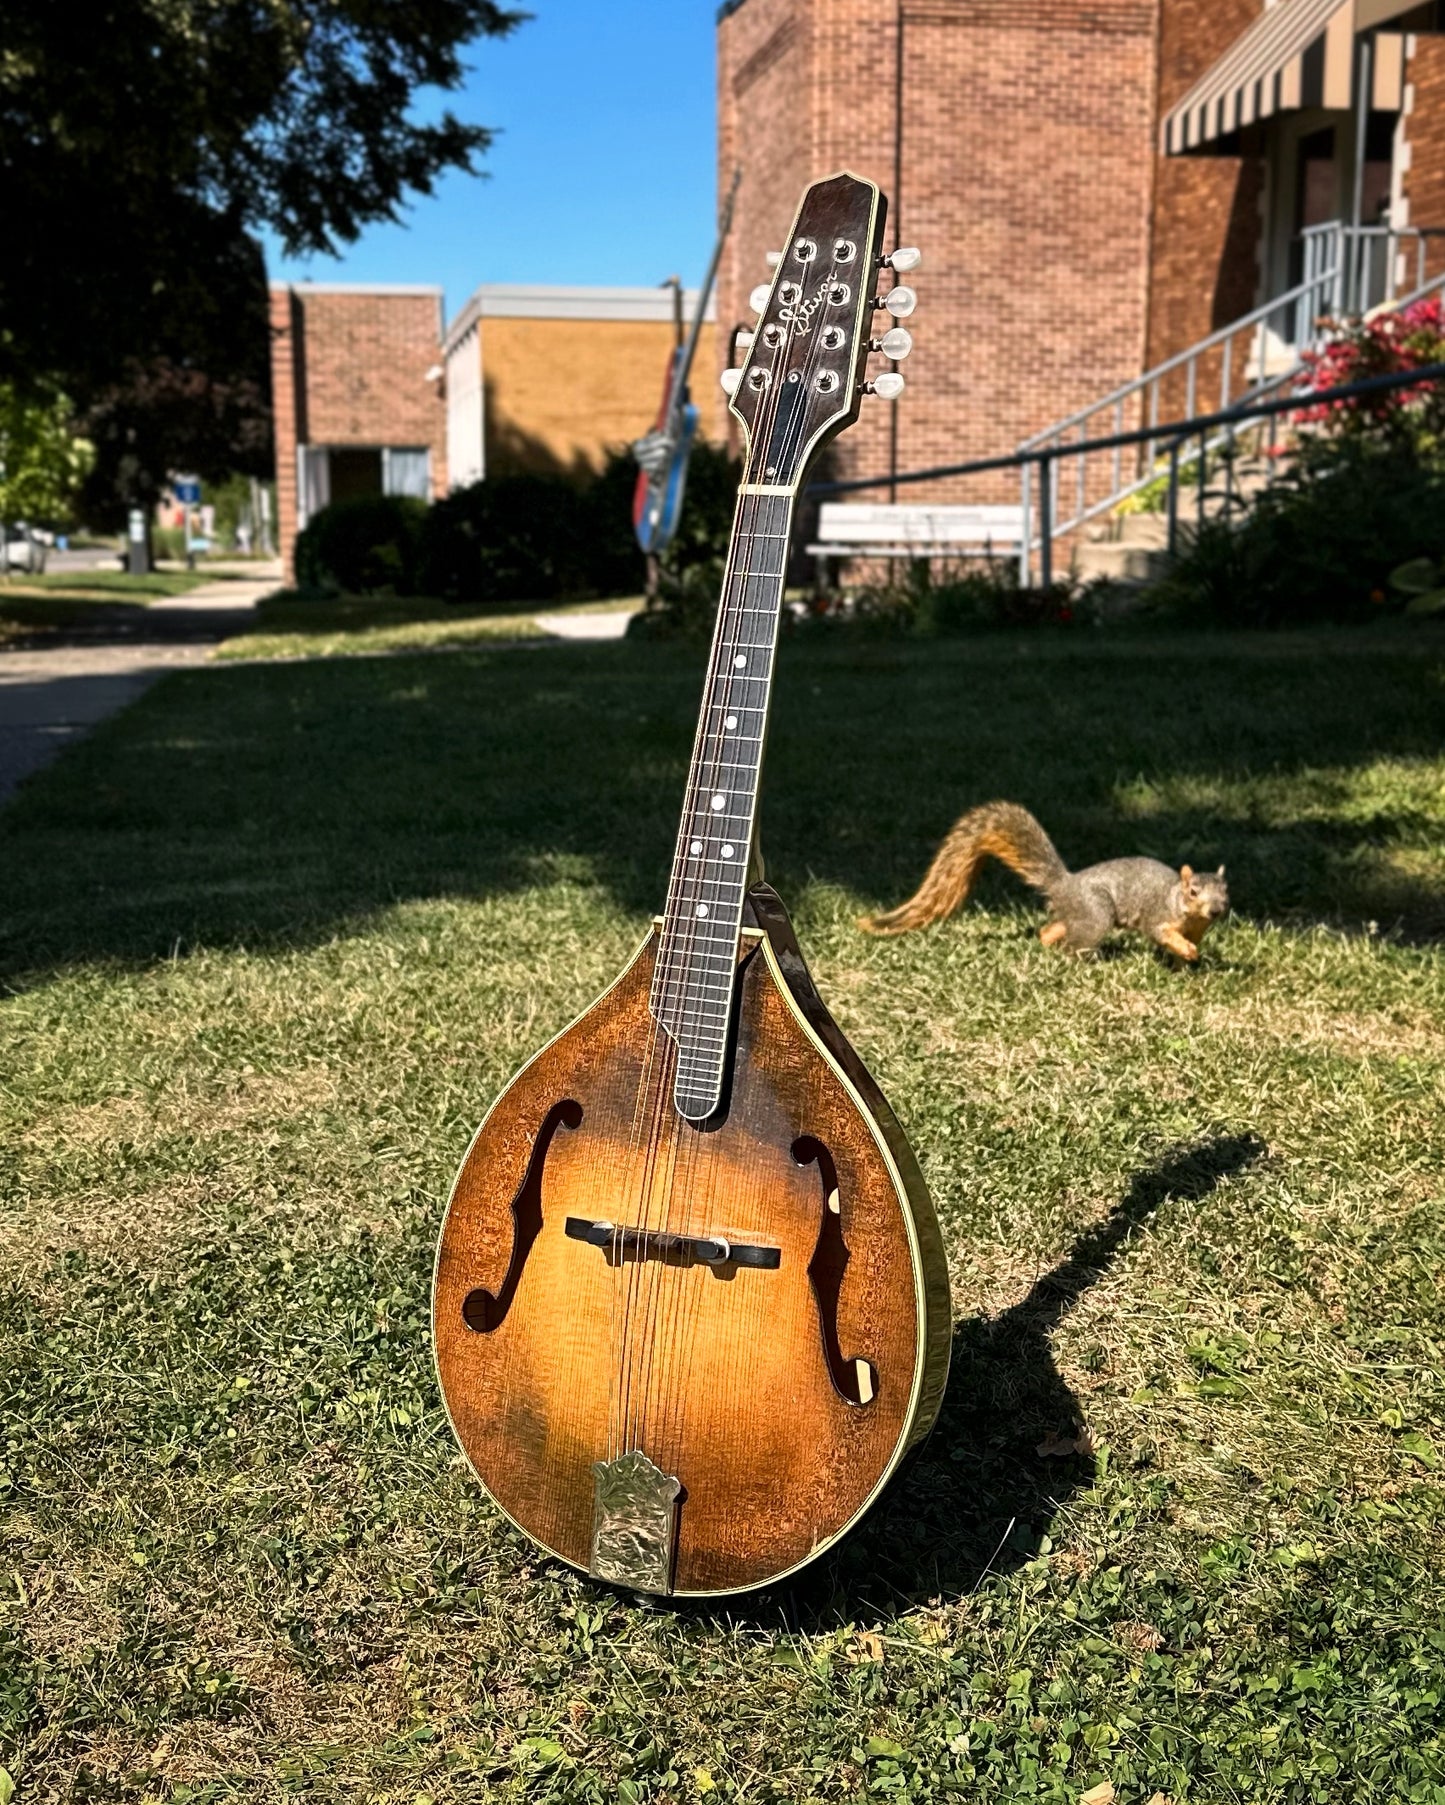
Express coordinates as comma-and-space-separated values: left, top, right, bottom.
0, 563, 281, 805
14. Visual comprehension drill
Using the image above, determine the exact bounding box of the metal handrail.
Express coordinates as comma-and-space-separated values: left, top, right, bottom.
1013, 220, 1445, 560
1016, 265, 1336, 453
809, 360, 1445, 589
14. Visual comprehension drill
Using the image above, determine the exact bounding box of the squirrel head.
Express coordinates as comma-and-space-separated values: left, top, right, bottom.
1179, 864, 1229, 920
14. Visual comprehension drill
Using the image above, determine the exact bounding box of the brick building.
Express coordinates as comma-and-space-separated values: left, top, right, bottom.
269, 284, 449, 576
716, 0, 1445, 495
270, 281, 722, 573
442, 285, 720, 486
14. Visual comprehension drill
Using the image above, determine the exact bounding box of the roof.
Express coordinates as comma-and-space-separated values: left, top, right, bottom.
443, 283, 717, 352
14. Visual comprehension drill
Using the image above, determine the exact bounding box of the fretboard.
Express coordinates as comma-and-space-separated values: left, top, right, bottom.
651, 489, 793, 1119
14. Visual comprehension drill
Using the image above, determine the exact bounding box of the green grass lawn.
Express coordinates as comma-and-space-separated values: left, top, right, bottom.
1, 629, 1443, 1802
0, 571, 219, 646
221, 593, 642, 661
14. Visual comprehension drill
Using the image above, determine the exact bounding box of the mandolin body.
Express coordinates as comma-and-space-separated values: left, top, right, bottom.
433, 885, 950, 1596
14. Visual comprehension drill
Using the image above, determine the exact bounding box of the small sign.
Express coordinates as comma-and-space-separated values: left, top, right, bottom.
173, 476, 202, 504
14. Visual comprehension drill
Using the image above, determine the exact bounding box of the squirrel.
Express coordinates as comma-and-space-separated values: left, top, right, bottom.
860, 801, 1229, 961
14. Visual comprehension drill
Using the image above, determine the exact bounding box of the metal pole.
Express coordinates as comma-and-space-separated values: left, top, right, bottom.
1197, 429, 1206, 527
1019, 460, 1032, 588
1039, 454, 1053, 591
1350, 34, 1373, 314
1167, 441, 1180, 557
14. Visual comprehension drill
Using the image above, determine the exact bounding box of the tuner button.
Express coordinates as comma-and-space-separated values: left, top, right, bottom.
883, 284, 917, 319
875, 326, 913, 359
720, 367, 744, 395
868, 372, 906, 400
883, 246, 922, 272
764, 250, 783, 268
734, 330, 755, 350
749, 283, 772, 313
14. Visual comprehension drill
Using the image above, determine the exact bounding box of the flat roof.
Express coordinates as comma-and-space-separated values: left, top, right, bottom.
444, 283, 717, 351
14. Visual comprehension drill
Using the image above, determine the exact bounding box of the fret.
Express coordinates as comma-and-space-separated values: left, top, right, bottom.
651, 485, 797, 1117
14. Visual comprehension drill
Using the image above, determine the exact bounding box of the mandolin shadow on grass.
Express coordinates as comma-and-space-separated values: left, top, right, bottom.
723, 1130, 1268, 1629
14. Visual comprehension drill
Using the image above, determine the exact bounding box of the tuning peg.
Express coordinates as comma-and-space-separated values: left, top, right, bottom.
734, 329, 755, 351
882, 247, 922, 272
872, 326, 913, 359
879, 284, 917, 319
764, 250, 783, 268
720, 367, 744, 395
749, 283, 772, 313
866, 372, 906, 400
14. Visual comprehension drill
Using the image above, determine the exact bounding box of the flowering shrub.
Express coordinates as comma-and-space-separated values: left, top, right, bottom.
1296, 294, 1445, 451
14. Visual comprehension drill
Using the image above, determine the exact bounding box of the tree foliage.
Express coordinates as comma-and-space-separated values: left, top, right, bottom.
0, 382, 94, 526
0, 0, 524, 501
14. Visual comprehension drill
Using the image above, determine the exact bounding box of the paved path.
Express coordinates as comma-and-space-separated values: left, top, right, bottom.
0, 565, 281, 806
534, 605, 640, 640
0, 570, 641, 806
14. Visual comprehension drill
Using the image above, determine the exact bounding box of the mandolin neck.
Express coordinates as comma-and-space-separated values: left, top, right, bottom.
650, 485, 794, 1119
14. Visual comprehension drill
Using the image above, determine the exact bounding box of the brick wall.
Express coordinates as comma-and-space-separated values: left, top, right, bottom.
1146, 0, 1266, 405
719, 0, 1160, 499
268, 285, 447, 576
269, 288, 300, 579
1403, 33, 1445, 285
718, 0, 818, 466
480, 319, 722, 477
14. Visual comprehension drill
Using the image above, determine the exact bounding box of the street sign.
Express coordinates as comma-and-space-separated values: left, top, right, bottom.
173, 476, 201, 504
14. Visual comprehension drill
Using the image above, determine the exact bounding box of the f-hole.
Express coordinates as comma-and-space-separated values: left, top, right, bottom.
463, 1099, 582, 1332
792, 1135, 876, 1406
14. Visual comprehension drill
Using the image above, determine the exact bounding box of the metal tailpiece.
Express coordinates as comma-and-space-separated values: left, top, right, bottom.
590, 1449, 682, 1593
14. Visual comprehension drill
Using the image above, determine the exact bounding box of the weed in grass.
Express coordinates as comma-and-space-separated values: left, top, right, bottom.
0, 630, 1442, 1800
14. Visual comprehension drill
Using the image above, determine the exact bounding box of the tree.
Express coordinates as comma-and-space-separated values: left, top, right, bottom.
0, 0, 525, 506
0, 382, 94, 528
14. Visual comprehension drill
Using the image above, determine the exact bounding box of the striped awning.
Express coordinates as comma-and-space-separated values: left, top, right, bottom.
1161, 0, 1406, 156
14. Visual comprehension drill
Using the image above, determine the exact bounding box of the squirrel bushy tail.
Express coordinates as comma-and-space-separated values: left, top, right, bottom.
861, 801, 1069, 935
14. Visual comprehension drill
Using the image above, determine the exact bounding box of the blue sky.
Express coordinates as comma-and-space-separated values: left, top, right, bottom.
264, 1, 719, 327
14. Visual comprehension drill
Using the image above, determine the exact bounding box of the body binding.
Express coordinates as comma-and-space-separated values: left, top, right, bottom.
433, 885, 950, 1596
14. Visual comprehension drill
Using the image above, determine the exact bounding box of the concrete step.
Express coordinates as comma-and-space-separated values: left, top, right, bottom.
1072, 542, 1171, 584
1113, 514, 1170, 548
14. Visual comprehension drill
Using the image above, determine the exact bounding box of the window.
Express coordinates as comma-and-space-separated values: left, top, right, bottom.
383, 448, 431, 500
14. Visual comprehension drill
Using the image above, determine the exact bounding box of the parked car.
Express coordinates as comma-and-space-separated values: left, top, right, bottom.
3, 523, 49, 574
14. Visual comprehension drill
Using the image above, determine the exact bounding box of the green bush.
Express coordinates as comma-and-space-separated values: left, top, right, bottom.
1155, 441, 1445, 626
418, 474, 593, 604
292, 447, 740, 607
295, 494, 425, 596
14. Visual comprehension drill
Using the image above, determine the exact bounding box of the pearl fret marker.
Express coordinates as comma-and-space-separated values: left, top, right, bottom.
696, 903, 709, 918
722, 844, 736, 859
734, 655, 746, 668
690, 839, 702, 854
710, 794, 726, 810
725, 715, 738, 729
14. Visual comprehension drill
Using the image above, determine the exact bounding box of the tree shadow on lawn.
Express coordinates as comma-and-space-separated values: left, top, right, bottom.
718, 1130, 1268, 1627
0, 632, 1441, 985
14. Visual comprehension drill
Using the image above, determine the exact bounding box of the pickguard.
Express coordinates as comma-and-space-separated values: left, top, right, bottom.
793, 1135, 876, 1406
462, 1098, 583, 1332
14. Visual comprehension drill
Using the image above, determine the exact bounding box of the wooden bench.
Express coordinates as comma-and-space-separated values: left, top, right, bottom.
806, 501, 1025, 584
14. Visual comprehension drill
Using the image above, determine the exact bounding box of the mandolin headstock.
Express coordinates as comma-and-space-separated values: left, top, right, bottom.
723, 171, 917, 493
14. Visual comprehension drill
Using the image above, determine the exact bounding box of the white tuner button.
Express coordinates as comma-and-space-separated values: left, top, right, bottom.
749, 283, 772, 313
720, 367, 744, 395
884, 246, 922, 272
883, 285, 917, 319
734, 330, 755, 350
869, 372, 906, 400
876, 326, 913, 359
764, 250, 783, 268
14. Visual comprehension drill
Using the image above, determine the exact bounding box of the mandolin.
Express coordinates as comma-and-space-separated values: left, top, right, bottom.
434, 172, 949, 1598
